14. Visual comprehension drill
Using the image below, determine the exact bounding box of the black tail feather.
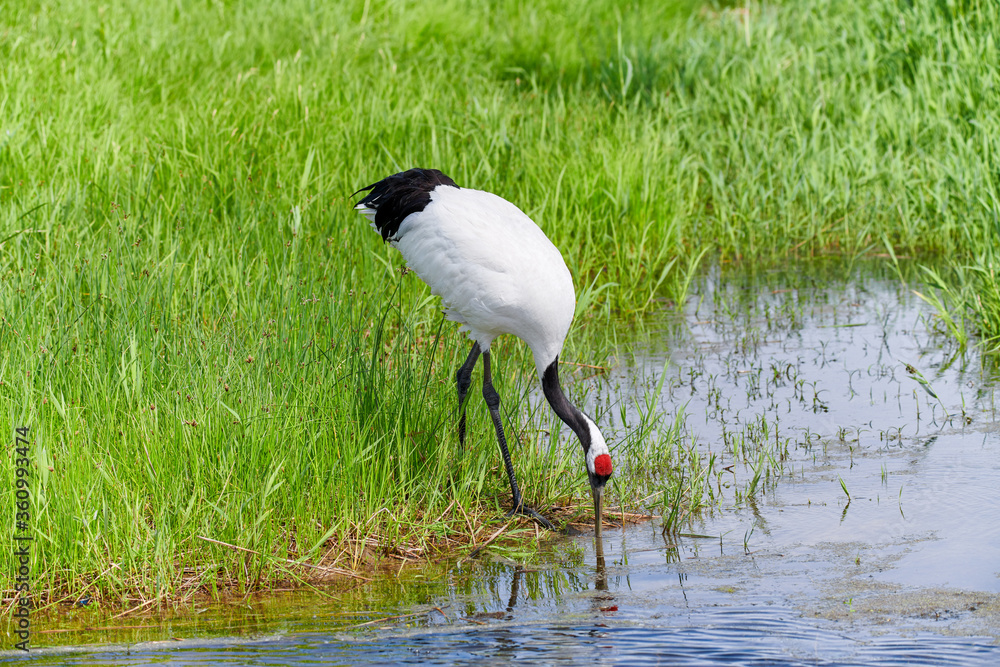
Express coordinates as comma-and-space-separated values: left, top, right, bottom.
354, 168, 459, 242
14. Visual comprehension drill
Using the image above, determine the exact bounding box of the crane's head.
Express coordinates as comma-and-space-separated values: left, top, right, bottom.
541, 359, 613, 538
582, 417, 613, 539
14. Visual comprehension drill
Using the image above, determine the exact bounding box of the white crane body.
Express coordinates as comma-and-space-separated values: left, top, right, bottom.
355, 168, 612, 533
390, 185, 575, 378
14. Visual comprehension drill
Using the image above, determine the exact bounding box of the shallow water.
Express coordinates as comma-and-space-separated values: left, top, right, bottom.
628, 261, 1000, 596
6, 261, 1000, 665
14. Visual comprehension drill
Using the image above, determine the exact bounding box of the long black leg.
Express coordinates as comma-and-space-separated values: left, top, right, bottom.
456, 343, 481, 447
482, 351, 555, 530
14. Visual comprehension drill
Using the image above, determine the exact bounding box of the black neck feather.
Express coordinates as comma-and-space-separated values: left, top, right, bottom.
542, 358, 592, 453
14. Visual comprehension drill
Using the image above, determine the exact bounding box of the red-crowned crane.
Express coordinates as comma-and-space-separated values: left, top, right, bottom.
354, 168, 613, 534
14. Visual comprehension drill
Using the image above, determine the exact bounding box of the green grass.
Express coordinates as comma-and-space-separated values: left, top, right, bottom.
2, 0, 1000, 605
909, 249, 1000, 354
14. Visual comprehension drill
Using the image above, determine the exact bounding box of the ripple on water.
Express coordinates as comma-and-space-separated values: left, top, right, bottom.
15, 609, 1000, 666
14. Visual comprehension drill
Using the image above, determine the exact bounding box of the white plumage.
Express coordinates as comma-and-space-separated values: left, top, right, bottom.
355, 168, 612, 534
361, 184, 575, 376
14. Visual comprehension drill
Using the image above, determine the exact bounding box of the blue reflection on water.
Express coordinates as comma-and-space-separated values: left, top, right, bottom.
16, 608, 1000, 666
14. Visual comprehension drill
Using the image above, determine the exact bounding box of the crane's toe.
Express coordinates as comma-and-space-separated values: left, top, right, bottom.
506, 505, 556, 531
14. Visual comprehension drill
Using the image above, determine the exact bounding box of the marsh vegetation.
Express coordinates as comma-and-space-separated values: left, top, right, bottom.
1, 0, 999, 609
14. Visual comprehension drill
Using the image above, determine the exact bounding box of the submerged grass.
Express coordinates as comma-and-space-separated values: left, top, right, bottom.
2, 0, 999, 607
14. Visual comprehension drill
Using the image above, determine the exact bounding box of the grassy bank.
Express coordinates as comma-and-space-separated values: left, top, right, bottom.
2, 0, 999, 607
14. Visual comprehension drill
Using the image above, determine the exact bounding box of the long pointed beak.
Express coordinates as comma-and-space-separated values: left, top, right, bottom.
592, 486, 604, 539
595, 531, 607, 589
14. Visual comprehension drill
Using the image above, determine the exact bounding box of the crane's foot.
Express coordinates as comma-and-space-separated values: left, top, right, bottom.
506, 505, 556, 531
